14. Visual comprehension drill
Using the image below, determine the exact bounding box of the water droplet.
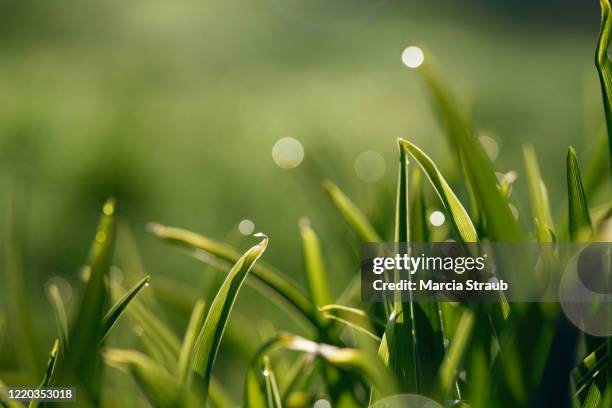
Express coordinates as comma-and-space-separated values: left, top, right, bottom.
262, 369, 270, 377
144, 282, 150, 287
272, 137, 304, 169
354, 151, 386, 183
402, 46, 425, 68
429, 211, 446, 227
238, 219, 255, 235
95, 231, 107, 243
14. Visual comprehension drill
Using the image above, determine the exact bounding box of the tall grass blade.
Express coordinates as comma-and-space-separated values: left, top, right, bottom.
567, 147, 593, 241
436, 309, 474, 401
47, 284, 69, 351
101, 275, 150, 343
28, 340, 60, 408
263, 356, 282, 408
209, 377, 234, 408
596, 0, 612, 172
523, 145, 555, 242
191, 235, 268, 398
400, 139, 478, 242
178, 299, 206, 385
149, 224, 319, 328
104, 349, 202, 408
0, 379, 21, 408
321, 180, 383, 242
64, 198, 116, 398
409, 168, 429, 242
5, 189, 39, 375
420, 66, 523, 241
299, 219, 332, 307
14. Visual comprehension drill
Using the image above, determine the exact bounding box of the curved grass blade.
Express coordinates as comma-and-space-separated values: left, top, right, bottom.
100, 275, 151, 343
0, 379, 21, 408
178, 299, 206, 385
523, 145, 555, 242
319, 304, 382, 341
419, 65, 523, 241
248, 333, 396, 399
191, 235, 268, 398
64, 199, 116, 397
149, 224, 319, 329
567, 147, 593, 241
47, 284, 69, 351
399, 139, 478, 242
596, 0, 612, 172
28, 340, 60, 408
321, 180, 383, 242
104, 349, 202, 408
299, 219, 332, 307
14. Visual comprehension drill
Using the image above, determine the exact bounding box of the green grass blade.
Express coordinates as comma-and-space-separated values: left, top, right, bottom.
47, 284, 69, 351
0, 379, 21, 408
596, 0, 612, 172
409, 168, 430, 242
178, 299, 206, 385
101, 275, 150, 343
4, 190, 39, 376
299, 219, 332, 307
149, 224, 319, 329
436, 309, 474, 401
567, 147, 593, 241
104, 349, 202, 408
321, 180, 383, 242
419, 66, 523, 241
64, 199, 116, 397
28, 340, 60, 408
319, 304, 382, 341
400, 139, 478, 242
191, 235, 268, 398
209, 377, 234, 408
263, 356, 282, 408
523, 144, 555, 242
582, 383, 601, 408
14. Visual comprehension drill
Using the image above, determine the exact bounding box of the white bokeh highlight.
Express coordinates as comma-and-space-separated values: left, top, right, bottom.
429, 210, 446, 227
272, 137, 304, 169
238, 219, 255, 235
354, 151, 386, 183
402, 46, 425, 68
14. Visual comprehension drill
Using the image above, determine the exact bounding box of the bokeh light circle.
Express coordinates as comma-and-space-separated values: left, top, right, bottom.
272, 137, 304, 169
354, 151, 386, 182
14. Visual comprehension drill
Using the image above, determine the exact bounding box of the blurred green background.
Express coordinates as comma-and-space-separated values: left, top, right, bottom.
1, 0, 609, 396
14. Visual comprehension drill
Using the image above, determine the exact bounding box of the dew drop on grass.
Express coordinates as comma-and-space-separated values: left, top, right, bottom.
238, 219, 255, 235
401, 46, 424, 68
262, 369, 270, 377
272, 137, 304, 169
429, 210, 446, 227
354, 151, 386, 183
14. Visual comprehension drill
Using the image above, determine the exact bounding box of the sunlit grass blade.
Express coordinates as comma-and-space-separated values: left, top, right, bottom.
596, 0, 612, 171
419, 65, 523, 241
435, 309, 474, 401
299, 219, 332, 307
250, 333, 396, 398
191, 235, 268, 398
523, 145, 555, 242
178, 299, 206, 385
263, 356, 282, 408
567, 147, 593, 242
400, 138, 478, 242
101, 275, 150, 343
47, 284, 69, 351
582, 383, 601, 408
28, 339, 60, 408
321, 180, 383, 242
104, 349, 202, 408
64, 198, 116, 398
319, 304, 382, 341
0, 379, 21, 408
149, 224, 319, 329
